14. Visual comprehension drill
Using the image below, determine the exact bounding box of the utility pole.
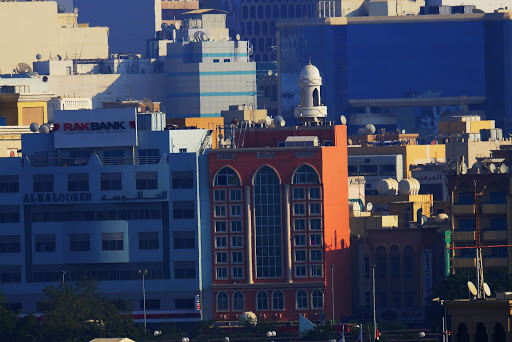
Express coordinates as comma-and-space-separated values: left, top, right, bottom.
371, 265, 377, 341
331, 264, 335, 324
138, 269, 148, 331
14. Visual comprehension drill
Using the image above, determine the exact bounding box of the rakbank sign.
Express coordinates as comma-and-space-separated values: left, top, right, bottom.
53, 121, 136, 132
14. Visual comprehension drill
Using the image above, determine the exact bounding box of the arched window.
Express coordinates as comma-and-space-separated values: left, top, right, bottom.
215, 167, 240, 186
402, 245, 415, 278
313, 88, 319, 106
375, 246, 387, 278
272, 291, 284, 310
296, 290, 308, 309
233, 291, 245, 311
293, 165, 319, 184
256, 291, 268, 310
254, 166, 282, 278
390, 245, 400, 278
217, 292, 229, 311
311, 289, 323, 309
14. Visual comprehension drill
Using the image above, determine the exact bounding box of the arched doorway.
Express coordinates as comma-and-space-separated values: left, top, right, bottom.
456, 323, 469, 342
492, 323, 505, 342
475, 323, 488, 342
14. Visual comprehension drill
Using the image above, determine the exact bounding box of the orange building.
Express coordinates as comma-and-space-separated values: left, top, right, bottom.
208, 123, 351, 322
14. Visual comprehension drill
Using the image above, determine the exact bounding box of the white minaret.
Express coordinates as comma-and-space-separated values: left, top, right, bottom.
294, 59, 328, 122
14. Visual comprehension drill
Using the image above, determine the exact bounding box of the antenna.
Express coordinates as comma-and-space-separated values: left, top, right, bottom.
489, 163, 496, 173
236, 34, 241, 41
420, 215, 428, 226
364, 124, 376, 135
467, 281, 477, 297
500, 164, 509, 173
30, 122, 40, 133
39, 124, 50, 134
340, 115, 347, 125
483, 283, 491, 298
273, 116, 285, 127
36, 54, 42, 61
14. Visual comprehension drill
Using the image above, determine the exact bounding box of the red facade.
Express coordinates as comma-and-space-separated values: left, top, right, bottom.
208, 124, 351, 322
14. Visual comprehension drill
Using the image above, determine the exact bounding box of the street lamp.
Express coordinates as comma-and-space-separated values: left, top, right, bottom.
138, 269, 148, 331
331, 264, 335, 325
433, 298, 448, 342
370, 265, 377, 341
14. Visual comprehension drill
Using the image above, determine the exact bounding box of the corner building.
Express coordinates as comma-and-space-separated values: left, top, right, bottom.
209, 124, 351, 322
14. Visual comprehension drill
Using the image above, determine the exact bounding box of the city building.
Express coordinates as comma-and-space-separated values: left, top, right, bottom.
208, 62, 350, 322
0, 93, 52, 126
47, 97, 93, 121
73, 0, 162, 55
0, 108, 214, 322
163, 9, 257, 118
278, 13, 512, 133
161, 0, 199, 26
424, 0, 512, 13
0, 1, 108, 75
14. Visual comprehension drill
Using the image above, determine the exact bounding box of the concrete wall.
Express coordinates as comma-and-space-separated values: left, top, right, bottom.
0, 2, 108, 75
74, 0, 161, 55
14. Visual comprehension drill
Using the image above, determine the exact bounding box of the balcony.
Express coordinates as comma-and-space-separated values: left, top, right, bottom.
482, 203, 507, 215
482, 230, 508, 241
484, 257, 508, 268
452, 204, 475, 215
452, 231, 475, 241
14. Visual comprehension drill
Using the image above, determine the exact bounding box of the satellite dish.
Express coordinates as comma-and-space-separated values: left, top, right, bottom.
74, 8, 79, 14
36, 54, 42, 61
15, 63, 32, 74
357, 127, 365, 135
348, 138, 353, 145
236, 34, 241, 41
402, 129, 406, 134
489, 163, 496, 173
366, 202, 373, 212
483, 283, 491, 297
467, 281, 478, 297
274, 115, 284, 127
364, 124, 376, 135
500, 164, 509, 173
161, 23, 168, 30
39, 124, 50, 134
57, 4, 65, 13
461, 163, 468, 174
340, 115, 347, 125
175, 22, 181, 30
30, 122, 40, 133
265, 116, 272, 127
267, 70, 273, 76
420, 215, 428, 226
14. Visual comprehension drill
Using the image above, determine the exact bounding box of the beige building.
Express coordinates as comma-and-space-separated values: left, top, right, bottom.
0, 2, 108, 75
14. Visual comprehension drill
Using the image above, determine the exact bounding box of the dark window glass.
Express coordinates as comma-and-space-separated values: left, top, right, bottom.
69, 233, 90, 251
173, 201, 194, 219
139, 232, 159, 250
68, 173, 89, 192
33, 174, 53, 192
101, 233, 124, 251
101, 173, 122, 191
136, 172, 158, 190
0, 175, 19, 193
172, 171, 194, 189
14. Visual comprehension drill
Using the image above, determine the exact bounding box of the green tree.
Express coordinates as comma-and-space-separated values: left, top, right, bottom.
40, 279, 136, 342
0, 292, 17, 341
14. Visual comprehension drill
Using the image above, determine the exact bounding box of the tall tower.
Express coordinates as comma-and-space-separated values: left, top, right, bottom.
294, 60, 328, 123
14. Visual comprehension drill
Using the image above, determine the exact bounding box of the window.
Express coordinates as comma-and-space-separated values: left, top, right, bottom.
35, 234, 56, 252
216, 237, 227, 248
296, 290, 308, 309
172, 171, 194, 189
70, 233, 90, 252
215, 167, 240, 186
139, 232, 159, 250
213, 59, 220, 63
175, 298, 195, 310
310, 218, 321, 230
231, 220, 242, 232
216, 267, 228, 279
233, 292, 245, 311
232, 251, 243, 263
295, 250, 306, 262
232, 267, 244, 278
231, 236, 243, 248
0, 175, 18, 193
295, 265, 306, 277
215, 221, 227, 232
0, 206, 19, 223
311, 265, 322, 277
216, 252, 228, 264
230, 205, 242, 217
5, 302, 21, 312
390, 246, 400, 278
256, 291, 268, 310
101, 173, 122, 191
293, 165, 319, 184
293, 203, 305, 215
293, 188, 305, 200
0, 235, 20, 253
136, 172, 158, 190
33, 174, 54, 192
490, 192, 507, 204
230, 189, 242, 201
310, 250, 322, 262
217, 292, 229, 311
309, 187, 321, 199
68, 173, 89, 192
103, 150, 125, 165
174, 231, 195, 249
272, 291, 284, 310
139, 148, 159, 164
214, 205, 226, 218
174, 261, 196, 279
102, 233, 123, 251
224, 59, 231, 62
311, 289, 323, 309
294, 235, 306, 246
179, 148, 188, 153
214, 190, 226, 202
309, 203, 321, 215
294, 218, 306, 231
173, 201, 194, 219
310, 234, 322, 246
140, 299, 160, 310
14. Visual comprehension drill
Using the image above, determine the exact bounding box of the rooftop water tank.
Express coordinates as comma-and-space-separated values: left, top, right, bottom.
398, 178, 420, 195
376, 178, 399, 195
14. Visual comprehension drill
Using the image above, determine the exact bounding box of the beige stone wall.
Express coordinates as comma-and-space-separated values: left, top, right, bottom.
0, 2, 108, 74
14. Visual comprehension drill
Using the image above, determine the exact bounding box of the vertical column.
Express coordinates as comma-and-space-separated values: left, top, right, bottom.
245, 186, 254, 284
284, 185, 292, 283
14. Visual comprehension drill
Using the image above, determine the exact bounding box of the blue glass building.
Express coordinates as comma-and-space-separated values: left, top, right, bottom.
278, 14, 512, 133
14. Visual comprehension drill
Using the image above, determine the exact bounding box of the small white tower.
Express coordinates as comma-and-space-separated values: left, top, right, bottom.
294, 59, 328, 122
